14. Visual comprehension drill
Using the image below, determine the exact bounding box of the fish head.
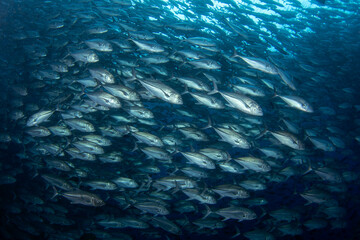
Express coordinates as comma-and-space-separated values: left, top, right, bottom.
301, 102, 314, 113
156, 207, 169, 215
151, 138, 164, 147
249, 102, 263, 116
92, 198, 105, 207
246, 210, 257, 220
202, 159, 215, 169
261, 164, 272, 172
172, 94, 183, 105
88, 53, 99, 63
108, 97, 121, 108
105, 74, 115, 84
239, 190, 250, 198
26, 117, 37, 127
208, 60, 221, 69
186, 180, 197, 188
295, 139, 305, 150
205, 195, 217, 204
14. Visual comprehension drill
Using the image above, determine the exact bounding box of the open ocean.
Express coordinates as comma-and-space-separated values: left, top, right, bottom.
0, 0, 359, 239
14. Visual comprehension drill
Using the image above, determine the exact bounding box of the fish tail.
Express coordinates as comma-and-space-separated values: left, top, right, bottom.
231, 226, 241, 238
201, 115, 213, 130
302, 161, 313, 175
51, 186, 60, 199
181, 85, 190, 95
202, 205, 212, 219
231, 47, 240, 59
255, 128, 268, 140
207, 79, 219, 95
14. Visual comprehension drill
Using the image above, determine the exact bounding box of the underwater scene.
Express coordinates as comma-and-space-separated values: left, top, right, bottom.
0, 0, 359, 239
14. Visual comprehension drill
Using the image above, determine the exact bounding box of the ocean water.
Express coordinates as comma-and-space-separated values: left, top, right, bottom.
0, 0, 360, 239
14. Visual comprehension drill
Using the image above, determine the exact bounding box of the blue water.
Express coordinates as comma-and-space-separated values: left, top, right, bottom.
0, 0, 360, 239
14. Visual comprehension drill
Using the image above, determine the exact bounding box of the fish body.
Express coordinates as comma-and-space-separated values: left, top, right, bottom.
27, 110, 55, 127
61, 190, 105, 207
139, 79, 182, 104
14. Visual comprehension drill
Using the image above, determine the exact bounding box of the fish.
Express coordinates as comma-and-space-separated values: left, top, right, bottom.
188, 92, 225, 109
275, 94, 313, 113
180, 151, 216, 169
103, 84, 140, 101
41, 174, 73, 191
182, 188, 216, 204
138, 78, 183, 104
233, 53, 278, 75
267, 130, 305, 150
232, 83, 266, 97
88, 67, 115, 84
209, 81, 263, 116
130, 39, 165, 53
72, 140, 104, 154
84, 180, 118, 190
203, 205, 257, 222
64, 118, 95, 132
98, 217, 149, 229
183, 37, 217, 47
213, 127, 251, 149
188, 59, 221, 70
133, 201, 169, 215
70, 49, 99, 63
84, 39, 113, 52
131, 131, 164, 147
53, 189, 105, 207
85, 91, 121, 109
26, 110, 55, 127
234, 156, 271, 172
212, 184, 250, 199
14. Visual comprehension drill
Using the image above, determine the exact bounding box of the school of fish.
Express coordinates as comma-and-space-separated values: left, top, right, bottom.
0, 0, 359, 239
